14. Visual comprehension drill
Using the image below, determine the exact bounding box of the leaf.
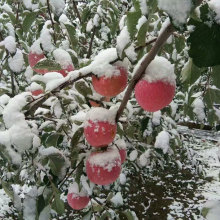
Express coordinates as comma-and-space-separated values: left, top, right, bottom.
1, 180, 13, 199
118, 210, 134, 220
52, 194, 65, 215
82, 210, 92, 220
127, 11, 141, 39
211, 66, 220, 88
137, 22, 147, 46
204, 88, 220, 108
34, 59, 62, 71
37, 195, 46, 217
48, 153, 66, 176
23, 12, 37, 33
45, 133, 63, 148
70, 127, 83, 167
188, 19, 220, 67
181, 59, 202, 85
75, 161, 84, 185
75, 81, 92, 97
65, 24, 78, 50
39, 205, 51, 220
175, 35, 185, 54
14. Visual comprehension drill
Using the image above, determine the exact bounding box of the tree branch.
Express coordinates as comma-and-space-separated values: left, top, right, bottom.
116, 23, 174, 121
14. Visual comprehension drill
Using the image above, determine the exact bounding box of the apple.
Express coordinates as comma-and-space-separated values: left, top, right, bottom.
84, 120, 117, 147
31, 89, 43, 96
119, 148, 127, 164
92, 66, 128, 97
86, 149, 121, 185
135, 80, 175, 112
28, 52, 48, 74
67, 193, 90, 210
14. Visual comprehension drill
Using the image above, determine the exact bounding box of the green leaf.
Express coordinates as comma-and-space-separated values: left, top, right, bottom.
127, 11, 141, 39
34, 59, 62, 71
212, 66, 220, 88
188, 20, 220, 67
82, 210, 92, 220
207, 109, 219, 125
48, 153, 66, 176
37, 195, 46, 216
75, 81, 92, 97
45, 133, 63, 148
39, 205, 51, 220
137, 22, 147, 46
70, 127, 83, 167
65, 24, 78, 50
181, 59, 202, 85
1, 180, 14, 199
75, 161, 84, 185
52, 194, 65, 215
23, 12, 37, 33
204, 88, 220, 108
175, 35, 185, 54
118, 210, 134, 220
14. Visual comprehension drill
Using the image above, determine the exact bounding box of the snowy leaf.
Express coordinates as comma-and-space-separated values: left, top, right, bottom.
45, 133, 63, 148
204, 88, 220, 108
34, 59, 62, 71
65, 24, 78, 50
127, 11, 141, 39
75, 81, 93, 97
1, 181, 13, 199
52, 194, 65, 215
23, 12, 37, 33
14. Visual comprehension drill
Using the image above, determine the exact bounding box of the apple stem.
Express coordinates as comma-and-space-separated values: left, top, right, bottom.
115, 23, 174, 122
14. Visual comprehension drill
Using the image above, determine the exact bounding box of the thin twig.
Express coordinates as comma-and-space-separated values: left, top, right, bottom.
47, 0, 56, 44
116, 23, 175, 121
10, 72, 15, 97
135, 37, 157, 51
87, 28, 96, 58
72, 0, 82, 23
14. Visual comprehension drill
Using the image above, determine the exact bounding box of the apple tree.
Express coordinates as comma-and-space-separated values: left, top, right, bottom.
0, 0, 219, 219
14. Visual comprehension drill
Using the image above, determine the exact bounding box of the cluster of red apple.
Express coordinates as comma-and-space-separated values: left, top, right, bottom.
67, 61, 175, 210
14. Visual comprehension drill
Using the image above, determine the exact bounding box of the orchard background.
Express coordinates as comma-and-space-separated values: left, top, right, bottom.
0, 0, 220, 219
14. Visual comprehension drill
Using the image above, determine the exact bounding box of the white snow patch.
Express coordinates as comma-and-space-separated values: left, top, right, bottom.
192, 98, 206, 122
209, 0, 220, 24
111, 192, 123, 206
53, 48, 73, 69
8, 49, 24, 73
117, 26, 131, 57
50, 0, 65, 16
152, 111, 161, 126
158, 0, 192, 26
136, 16, 147, 30
0, 36, 16, 53
139, 0, 148, 15
119, 173, 126, 185
129, 149, 138, 161
155, 131, 170, 154
143, 56, 176, 85
68, 182, 88, 197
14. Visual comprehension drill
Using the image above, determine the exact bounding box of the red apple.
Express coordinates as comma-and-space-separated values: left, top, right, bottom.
57, 64, 74, 77
84, 120, 117, 147
28, 52, 48, 74
67, 193, 90, 210
86, 149, 121, 185
31, 89, 43, 96
92, 66, 128, 97
89, 100, 101, 107
119, 148, 127, 164
135, 80, 175, 112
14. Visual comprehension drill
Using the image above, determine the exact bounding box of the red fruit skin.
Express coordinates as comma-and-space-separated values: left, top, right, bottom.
92, 67, 128, 97
119, 149, 127, 164
135, 80, 175, 112
57, 64, 74, 77
86, 152, 121, 185
31, 89, 43, 96
84, 120, 117, 147
28, 52, 48, 74
89, 100, 101, 107
67, 193, 90, 210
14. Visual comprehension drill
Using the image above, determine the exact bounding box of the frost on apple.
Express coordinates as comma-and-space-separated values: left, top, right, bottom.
86, 149, 121, 185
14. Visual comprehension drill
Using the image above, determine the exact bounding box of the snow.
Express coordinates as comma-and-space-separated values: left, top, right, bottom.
23, 186, 38, 220
28, 82, 43, 92
40, 22, 54, 52
119, 173, 126, 185
50, 0, 65, 16
70, 111, 86, 122
139, 0, 148, 15
115, 139, 126, 149
192, 98, 206, 122
93, 14, 100, 27
124, 44, 137, 62
0, 94, 10, 106
39, 146, 61, 157
1, 3, 13, 13
143, 56, 176, 85
139, 149, 151, 167
136, 16, 147, 31
53, 48, 73, 69
129, 149, 138, 161
155, 131, 170, 154
86, 19, 94, 32
0, 189, 13, 217
24, 66, 34, 83
203, 201, 220, 220
68, 182, 88, 197
158, 0, 192, 26
32, 72, 63, 84
209, 0, 220, 24
84, 107, 117, 127
30, 39, 43, 54
0, 36, 16, 53
116, 26, 131, 57
88, 149, 121, 171
8, 49, 24, 73
80, 48, 121, 78
152, 111, 161, 126
110, 192, 123, 206
159, 18, 172, 44
119, 15, 126, 30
